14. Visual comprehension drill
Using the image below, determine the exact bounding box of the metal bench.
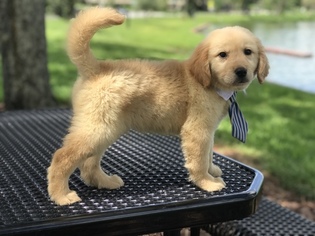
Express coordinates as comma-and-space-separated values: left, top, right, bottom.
208, 197, 315, 236
0, 109, 264, 235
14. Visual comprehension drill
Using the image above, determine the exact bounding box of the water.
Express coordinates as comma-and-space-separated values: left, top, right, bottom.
209, 21, 315, 94
253, 22, 315, 94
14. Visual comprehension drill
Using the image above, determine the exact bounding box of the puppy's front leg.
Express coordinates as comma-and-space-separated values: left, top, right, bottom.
181, 127, 225, 192
208, 152, 223, 177
208, 162, 223, 177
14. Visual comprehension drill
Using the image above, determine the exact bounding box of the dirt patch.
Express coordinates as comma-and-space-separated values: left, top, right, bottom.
214, 145, 315, 222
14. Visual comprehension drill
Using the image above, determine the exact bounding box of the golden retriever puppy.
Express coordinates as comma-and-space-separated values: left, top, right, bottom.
47, 7, 269, 205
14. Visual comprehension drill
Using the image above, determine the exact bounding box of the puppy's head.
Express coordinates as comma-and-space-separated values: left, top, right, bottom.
188, 26, 269, 91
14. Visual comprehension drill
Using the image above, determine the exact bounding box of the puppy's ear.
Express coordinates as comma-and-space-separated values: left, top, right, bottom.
256, 42, 269, 84
187, 41, 211, 88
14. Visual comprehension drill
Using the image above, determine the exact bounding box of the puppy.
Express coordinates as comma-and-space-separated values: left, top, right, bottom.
47, 7, 269, 205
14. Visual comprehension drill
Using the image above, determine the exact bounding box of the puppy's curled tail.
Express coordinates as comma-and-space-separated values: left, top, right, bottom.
67, 7, 125, 78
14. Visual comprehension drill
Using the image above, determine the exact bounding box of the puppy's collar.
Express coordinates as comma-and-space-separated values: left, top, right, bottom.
216, 89, 246, 101
215, 89, 234, 101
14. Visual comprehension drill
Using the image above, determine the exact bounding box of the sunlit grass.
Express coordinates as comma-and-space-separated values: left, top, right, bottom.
216, 81, 315, 199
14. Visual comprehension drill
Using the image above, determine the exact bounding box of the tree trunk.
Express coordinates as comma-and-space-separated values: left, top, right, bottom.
47, 0, 76, 19
186, 0, 196, 17
0, 0, 56, 110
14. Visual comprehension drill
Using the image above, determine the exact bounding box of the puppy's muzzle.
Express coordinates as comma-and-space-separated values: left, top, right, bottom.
234, 67, 248, 84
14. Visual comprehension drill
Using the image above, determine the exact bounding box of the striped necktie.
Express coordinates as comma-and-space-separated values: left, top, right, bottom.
229, 92, 248, 143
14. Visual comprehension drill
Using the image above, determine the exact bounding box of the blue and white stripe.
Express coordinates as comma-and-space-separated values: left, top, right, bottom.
229, 92, 248, 143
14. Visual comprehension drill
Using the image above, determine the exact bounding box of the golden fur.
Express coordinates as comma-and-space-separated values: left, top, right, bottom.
47, 7, 269, 205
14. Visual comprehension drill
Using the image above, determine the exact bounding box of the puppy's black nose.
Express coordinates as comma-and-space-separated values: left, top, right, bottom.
235, 67, 247, 78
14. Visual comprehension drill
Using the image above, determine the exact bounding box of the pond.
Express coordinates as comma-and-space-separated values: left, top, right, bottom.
209, 21, 315, 94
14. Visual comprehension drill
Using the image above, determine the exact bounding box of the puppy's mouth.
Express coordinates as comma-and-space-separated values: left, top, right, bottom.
215, 76, 250, 90
233, 77, 249, 85
231, 77, 251, 91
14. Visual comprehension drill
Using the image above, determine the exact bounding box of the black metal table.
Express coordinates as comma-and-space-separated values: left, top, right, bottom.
0, 109, 263, 236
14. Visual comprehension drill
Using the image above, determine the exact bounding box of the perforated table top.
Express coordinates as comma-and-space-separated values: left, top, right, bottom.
0, 109, 263, 235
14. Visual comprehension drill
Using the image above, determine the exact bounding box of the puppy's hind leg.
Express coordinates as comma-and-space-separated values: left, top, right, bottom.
47, 132, 89, 206
79, 148, 124, 190
47, 120, 125, 205
78, 118, 127, 189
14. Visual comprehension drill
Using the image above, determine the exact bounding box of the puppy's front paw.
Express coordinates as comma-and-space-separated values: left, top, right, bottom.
208, 164, 222, 177
49, 190, 82, 206
105, 174, 124, 189
194, 174, 226, 192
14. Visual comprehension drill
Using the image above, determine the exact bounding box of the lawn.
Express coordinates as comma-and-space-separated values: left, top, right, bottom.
216, 81, 315, 199
2, 11, 315, 199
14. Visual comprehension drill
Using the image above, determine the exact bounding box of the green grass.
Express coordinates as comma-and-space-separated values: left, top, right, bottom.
46, 17, 77, 104
1, 12, 315, 199
216, 81, 315, 199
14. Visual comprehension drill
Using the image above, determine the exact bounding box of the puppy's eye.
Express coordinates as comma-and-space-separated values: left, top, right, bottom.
218, 52, 227, 58
244, 49, 252, 55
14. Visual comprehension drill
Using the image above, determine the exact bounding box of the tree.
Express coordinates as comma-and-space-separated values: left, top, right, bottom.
137, 0, 167, 11
302, 0, 315, 9
46, 0, 76, 19
259, 0, 300, 13
186, 0, 196, 17
0, 0, 56, 110
241, 0, 258, 13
